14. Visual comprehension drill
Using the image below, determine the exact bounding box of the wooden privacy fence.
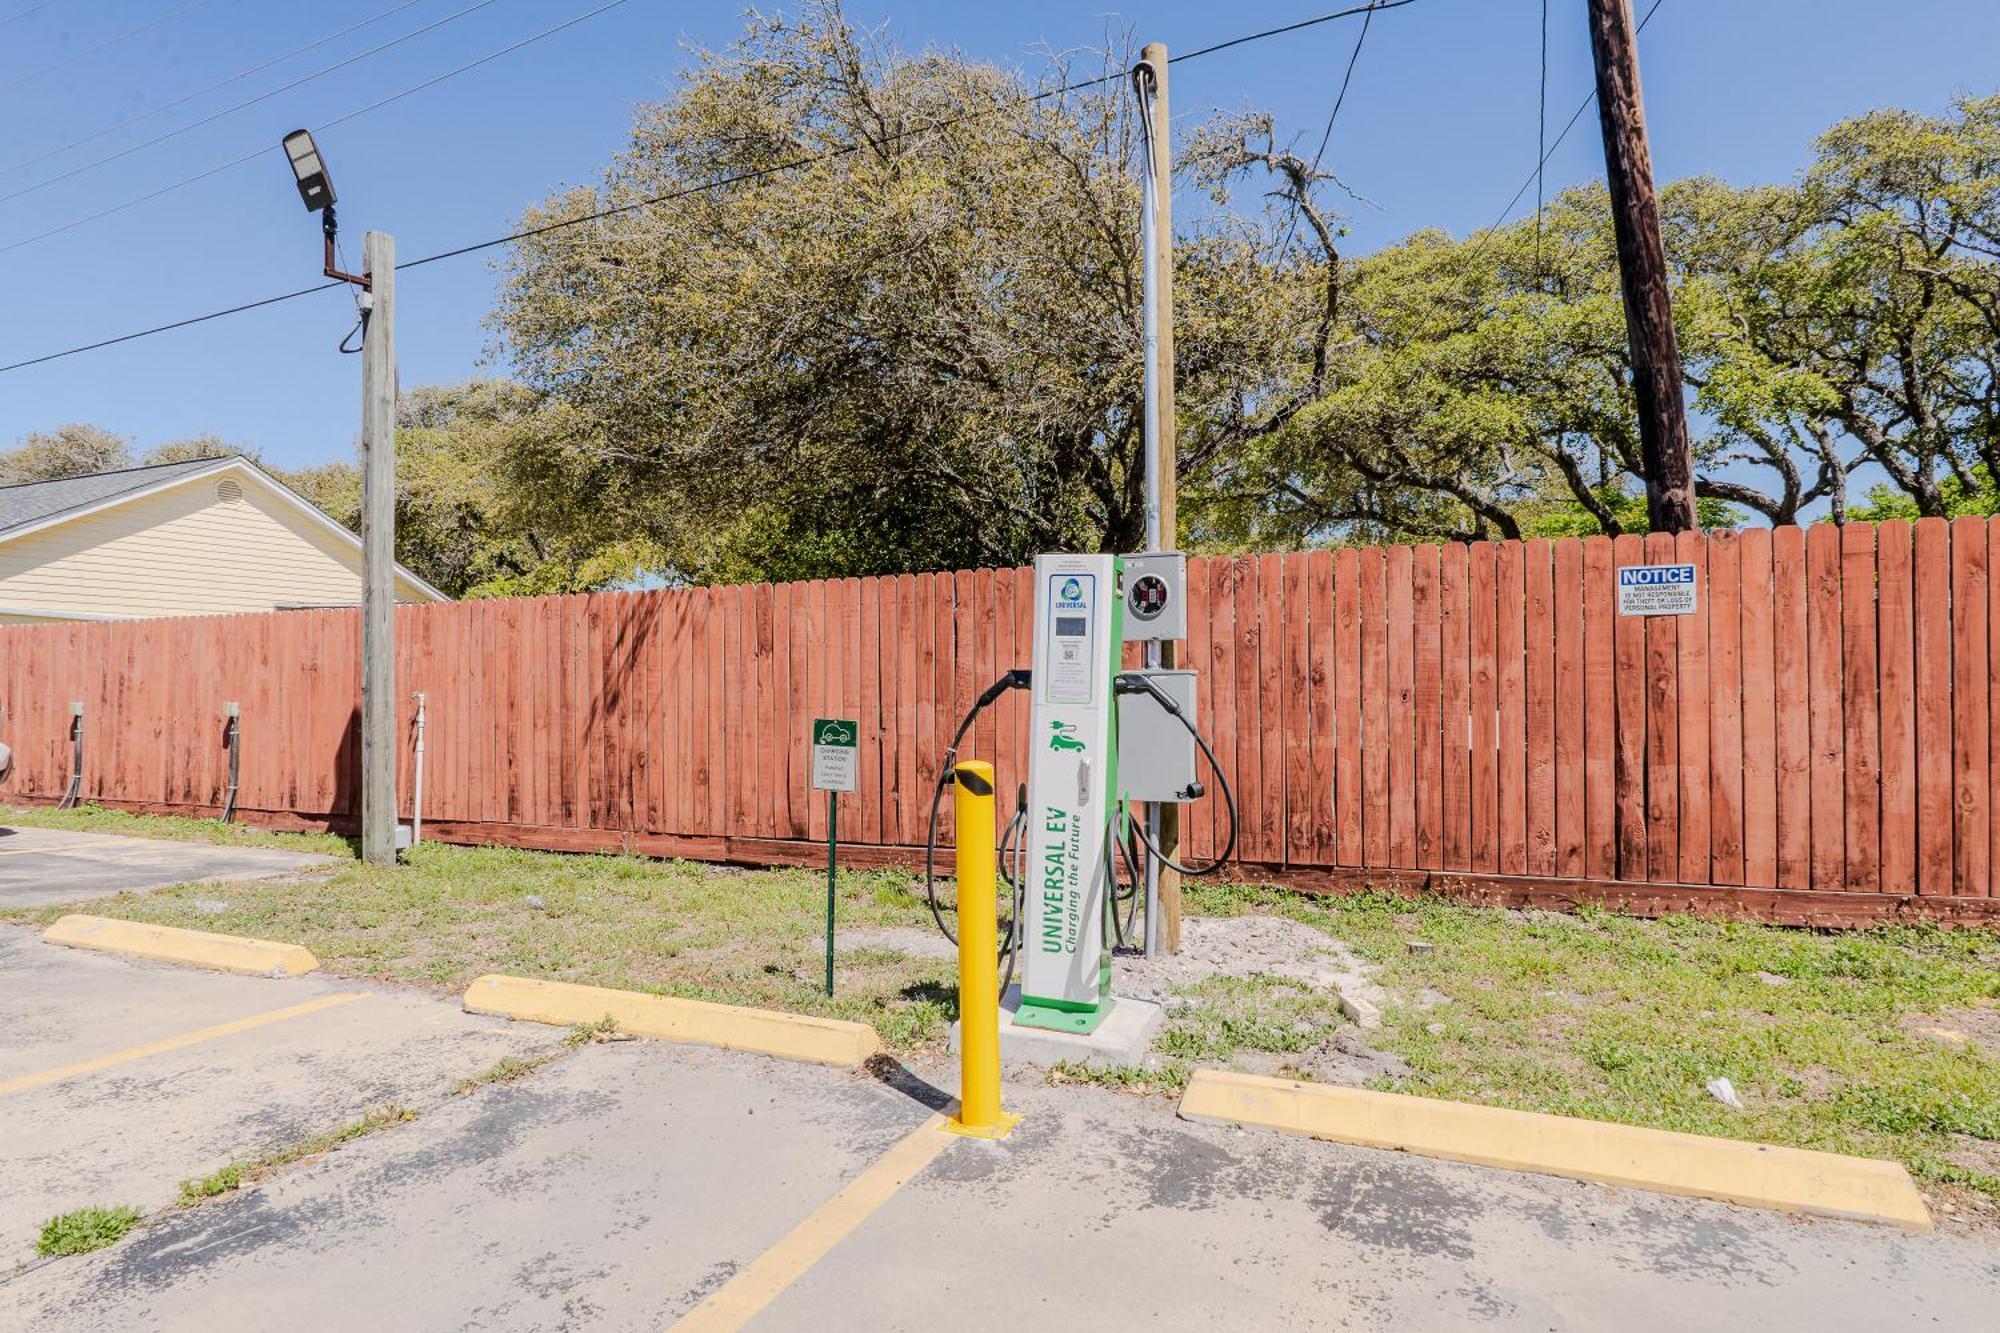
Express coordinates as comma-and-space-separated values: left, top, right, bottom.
5, 519, 2000, 925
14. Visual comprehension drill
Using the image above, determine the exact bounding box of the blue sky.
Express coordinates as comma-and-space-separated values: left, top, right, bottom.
1, 0, 1996, 473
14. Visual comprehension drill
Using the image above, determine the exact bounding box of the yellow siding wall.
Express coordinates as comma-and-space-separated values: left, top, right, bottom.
0, 471, 435, 620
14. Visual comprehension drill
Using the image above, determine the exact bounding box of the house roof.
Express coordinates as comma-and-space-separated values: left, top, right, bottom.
0, 454, 450, 602
0, 456, 227, 535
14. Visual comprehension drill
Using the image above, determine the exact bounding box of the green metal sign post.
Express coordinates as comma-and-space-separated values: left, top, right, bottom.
809, 718, 858, 998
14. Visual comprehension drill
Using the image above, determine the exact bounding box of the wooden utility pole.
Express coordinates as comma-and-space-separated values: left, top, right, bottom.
359, 229, 398, 865
1586, 0, 1696, 533
1138, 41, 1183, 953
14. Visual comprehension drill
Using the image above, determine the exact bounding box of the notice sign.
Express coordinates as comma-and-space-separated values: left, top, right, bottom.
810, 718, 859, 792
1617, 563, 1698, 617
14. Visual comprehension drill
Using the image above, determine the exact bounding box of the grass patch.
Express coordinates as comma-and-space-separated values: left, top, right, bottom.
1046, 970, 1355, 1097
14, 805, 1991, 1205
0, 811, 963, 1052
1, 802, 352, 856
36, 1205, 143, 1257
1188, 880, 2000, 1203
177, 1106, 417, 1207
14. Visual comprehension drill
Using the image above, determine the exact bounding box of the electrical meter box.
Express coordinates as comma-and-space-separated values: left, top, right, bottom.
1123, 551, 1186, 641
1118, 669, 1198, 802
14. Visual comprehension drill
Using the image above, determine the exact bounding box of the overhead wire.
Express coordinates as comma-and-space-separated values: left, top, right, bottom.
1274, 0, 1383, 262
0, 1, 66, 28
1534, 0, 1549, 277
0, 0, 506, 206
0, 0, 630, 258
0, 1, 1408, 376
0, 0, 214, 94
0, 0, 432, 180
1474, 0, 1666, 251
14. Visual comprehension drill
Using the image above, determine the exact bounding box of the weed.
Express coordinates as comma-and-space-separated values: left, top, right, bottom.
36, 1205, 143, 1257
177, 1106, 416, 1208
1047, 1058, 1193, 1096
451, 1055, 548, 1095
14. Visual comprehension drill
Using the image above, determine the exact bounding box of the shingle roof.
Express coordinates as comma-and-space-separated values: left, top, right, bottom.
0, 456, 231, 535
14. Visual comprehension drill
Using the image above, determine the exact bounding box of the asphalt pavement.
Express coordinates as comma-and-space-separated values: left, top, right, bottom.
3, 925, 1994, 1331
0, 825, 333, 908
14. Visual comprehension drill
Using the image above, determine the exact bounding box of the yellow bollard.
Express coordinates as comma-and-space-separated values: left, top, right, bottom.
944, 760, 1021, 1140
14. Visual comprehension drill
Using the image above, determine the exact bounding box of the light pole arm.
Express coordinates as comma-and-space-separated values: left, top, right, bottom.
321, 205, 371, 289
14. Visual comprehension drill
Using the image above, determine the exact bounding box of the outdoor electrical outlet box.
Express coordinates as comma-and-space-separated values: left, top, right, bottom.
1123, 551, 1186, 641
1119, 669, 1198, 802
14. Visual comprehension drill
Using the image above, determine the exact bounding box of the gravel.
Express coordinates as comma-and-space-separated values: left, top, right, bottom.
1115, 914, 1387, 1026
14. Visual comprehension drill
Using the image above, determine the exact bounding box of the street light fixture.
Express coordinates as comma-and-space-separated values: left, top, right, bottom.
278, 127, 397, 868
282, 128, 368, 289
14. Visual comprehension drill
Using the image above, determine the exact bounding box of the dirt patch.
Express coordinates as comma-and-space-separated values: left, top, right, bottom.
1119, 914, 1386, 1021
1239, 1026, 1416, 1087
833, 925, 958, 961
1909, 1002, 2000, 1058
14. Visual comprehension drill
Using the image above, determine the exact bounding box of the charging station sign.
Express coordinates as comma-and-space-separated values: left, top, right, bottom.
1617, 563, 1698, 617
810, 718, 858, 792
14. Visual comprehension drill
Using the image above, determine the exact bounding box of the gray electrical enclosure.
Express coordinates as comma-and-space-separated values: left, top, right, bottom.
1123, 551, 1186, 641
1118, 669, 1198, 801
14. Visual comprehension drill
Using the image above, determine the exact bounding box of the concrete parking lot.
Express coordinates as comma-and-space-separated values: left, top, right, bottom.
0, 825, 333, 908
2, 920, 1995, 1331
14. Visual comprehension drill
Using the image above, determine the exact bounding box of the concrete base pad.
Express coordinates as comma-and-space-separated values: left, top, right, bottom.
950, 986, 1163, 1069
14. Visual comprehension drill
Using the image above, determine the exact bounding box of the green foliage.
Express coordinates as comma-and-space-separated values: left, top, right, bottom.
18, 15, 1997, 572
494, 1, 1290, 579
278, 380, 660, 597
487, 6, 2000, 565
0, 423, 133, 483
37, 1205, 143, 1257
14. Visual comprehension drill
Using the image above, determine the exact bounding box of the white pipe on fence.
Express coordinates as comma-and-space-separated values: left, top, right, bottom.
411, 692, 427, 846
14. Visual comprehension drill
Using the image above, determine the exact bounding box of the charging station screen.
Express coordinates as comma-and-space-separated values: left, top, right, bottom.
1045, 575, 1096, 704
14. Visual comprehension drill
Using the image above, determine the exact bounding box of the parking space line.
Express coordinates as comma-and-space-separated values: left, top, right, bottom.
0, 991, 367, 1096
668, 1112, 954, 1332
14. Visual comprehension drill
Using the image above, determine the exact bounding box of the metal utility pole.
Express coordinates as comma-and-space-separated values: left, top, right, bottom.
359, 229, 398, 865
1586, 0, 1696, 533
1136, 41, 1183, 954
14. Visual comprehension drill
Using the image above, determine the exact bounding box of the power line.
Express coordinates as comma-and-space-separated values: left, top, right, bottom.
0, 0, 430, 180
0, 0, 215, 94
0, 2, 1395, 376
0, 0, 504, 206
0, 0, 629, 258
1275, 0, 1387, 261
0, 1, 65, 27
1170, 0, 1416, 64
1478, 0, 1666, 247
0, 280, 347, 373
1534, 0, 1549, 274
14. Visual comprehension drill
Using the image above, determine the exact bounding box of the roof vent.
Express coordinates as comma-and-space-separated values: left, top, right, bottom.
215, 477, 244, 505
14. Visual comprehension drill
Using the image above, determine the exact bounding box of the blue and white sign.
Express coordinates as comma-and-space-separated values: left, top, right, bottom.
1617, 563, 1698, 617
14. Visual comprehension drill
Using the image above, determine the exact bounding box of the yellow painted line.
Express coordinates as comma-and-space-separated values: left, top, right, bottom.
0, 991, 366, 1096
669, 1113, 954, 1331
1179, 1070, 1933, 1231
45, 915, 321, 977
463, 975, 880, 1067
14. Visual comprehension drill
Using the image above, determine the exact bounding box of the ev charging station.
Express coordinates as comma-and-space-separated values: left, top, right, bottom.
931, 546, 1232, 1064
1016, 554, 1125, 1034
